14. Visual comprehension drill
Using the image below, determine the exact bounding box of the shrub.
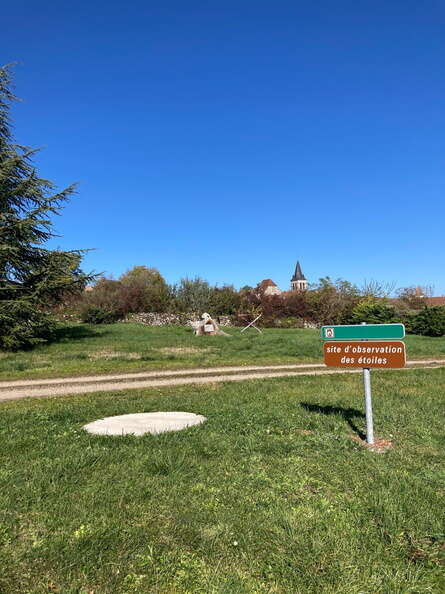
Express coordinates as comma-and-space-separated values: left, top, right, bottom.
411, 306, 445, 337
209, 285, 241, 316
348, 299, 397, 325
81, 306, 121, 324
172, 277, 212, 312
306, 278, 361, 325
274, 317, 305, 329
282, 292, 311, 319
80, 269, 172, 318
260, 295, 286, 321
83, 278, 124, 314
394, 312, 415, 334
119, 266, 172, 313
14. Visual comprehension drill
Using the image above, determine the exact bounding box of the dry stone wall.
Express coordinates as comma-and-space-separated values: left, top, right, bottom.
123, 313, 233, 327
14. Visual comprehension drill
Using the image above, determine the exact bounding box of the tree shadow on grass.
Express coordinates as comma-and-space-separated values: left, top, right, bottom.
300, 402, 366, 440
51, 324, 108, 344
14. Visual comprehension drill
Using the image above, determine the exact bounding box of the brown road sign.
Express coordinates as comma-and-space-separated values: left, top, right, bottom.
324, 341, 406, 369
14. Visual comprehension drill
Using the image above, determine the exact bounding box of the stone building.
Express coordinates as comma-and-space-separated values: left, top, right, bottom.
258, 278, 282, 296
290, 261, 308, 292
257, 261, 308, 295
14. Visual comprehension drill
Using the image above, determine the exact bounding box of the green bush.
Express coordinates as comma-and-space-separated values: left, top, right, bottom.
274, 317, 305, 329
209, 285, 241, 316
171, 277, 212, 313
348, 299, 397, 325
411, 306, 445, 337
394, 310, 416, 334
80, 306, 121, 324
119, 266, 172, 313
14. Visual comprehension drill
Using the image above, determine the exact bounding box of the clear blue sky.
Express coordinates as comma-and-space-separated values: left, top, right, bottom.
3, 1, 444, 293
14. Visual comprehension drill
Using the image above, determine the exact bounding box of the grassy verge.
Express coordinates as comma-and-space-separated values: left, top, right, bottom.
0, 323, 444, 381
0, 369, 444, 592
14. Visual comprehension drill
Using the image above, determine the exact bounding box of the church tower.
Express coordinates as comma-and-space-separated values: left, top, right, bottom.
290, 261, 307, 292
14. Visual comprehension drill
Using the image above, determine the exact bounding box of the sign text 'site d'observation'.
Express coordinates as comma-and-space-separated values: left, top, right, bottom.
323, 341, 406, 369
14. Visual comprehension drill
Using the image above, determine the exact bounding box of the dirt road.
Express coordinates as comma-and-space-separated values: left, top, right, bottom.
0, 359, 444, 402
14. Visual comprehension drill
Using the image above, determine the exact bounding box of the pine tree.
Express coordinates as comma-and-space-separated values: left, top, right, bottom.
0, 65, 92, 349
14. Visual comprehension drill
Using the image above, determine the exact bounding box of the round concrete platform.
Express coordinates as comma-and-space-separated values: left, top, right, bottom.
83, 411, 206, 436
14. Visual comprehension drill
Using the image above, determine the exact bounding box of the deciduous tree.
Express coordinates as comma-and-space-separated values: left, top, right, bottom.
172, 277, 212, 312
119, 266, 171, 312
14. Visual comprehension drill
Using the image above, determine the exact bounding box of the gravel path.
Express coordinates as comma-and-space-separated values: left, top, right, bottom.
0, 359, 444, 402
0, 363, 326, 388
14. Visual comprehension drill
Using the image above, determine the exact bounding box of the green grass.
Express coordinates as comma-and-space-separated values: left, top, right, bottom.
0, 369, 444, 592
0, 323, 444, 380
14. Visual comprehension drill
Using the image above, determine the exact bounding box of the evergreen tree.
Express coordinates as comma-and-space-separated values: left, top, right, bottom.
0, 65, 91, 349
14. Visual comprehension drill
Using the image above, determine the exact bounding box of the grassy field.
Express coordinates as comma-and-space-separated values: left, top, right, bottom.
0, 322, 444, 380
0, 368, 444, 592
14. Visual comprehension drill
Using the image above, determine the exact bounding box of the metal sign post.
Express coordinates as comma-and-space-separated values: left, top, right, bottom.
321, 322, 406, 447
361, 322, 374, 444
362, 366, 374, 444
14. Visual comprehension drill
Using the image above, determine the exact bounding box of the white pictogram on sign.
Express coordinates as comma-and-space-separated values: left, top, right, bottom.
325, 328, 334, 338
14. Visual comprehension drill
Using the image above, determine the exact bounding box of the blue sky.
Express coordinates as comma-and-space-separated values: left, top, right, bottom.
3, 1, 444, 293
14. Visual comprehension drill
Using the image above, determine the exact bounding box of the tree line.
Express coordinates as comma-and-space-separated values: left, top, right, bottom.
73, 268, 445, 338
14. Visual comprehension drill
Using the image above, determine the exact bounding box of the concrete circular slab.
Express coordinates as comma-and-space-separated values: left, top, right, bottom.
83, 411, 206, 436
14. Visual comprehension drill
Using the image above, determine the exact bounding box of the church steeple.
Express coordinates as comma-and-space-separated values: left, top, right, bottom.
291, 261, 308, 291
